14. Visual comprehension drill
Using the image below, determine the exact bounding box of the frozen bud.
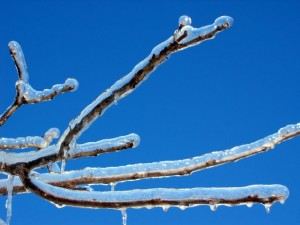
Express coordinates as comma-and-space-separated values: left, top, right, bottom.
214, 16, 234, 28
65, 78, 79, 91
179, 15, 192, 27
45, 128, 60, 139
44, 128, 60, 146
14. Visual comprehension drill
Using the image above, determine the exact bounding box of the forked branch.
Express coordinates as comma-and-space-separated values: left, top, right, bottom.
0, 15, 298, 225
0, 42, 78, 126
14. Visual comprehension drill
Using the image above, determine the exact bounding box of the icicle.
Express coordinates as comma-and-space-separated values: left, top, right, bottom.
54, 203, 65, 208
61, 159, 66, 173
61, 150, 68, 173
110, 183, 116, 191
246, 202, 253, 208
6, 175, 14, 225
264, 203, 272, 213
121, 209, 127, 225
162, 205, 170, 212
113, 94, 119, 105
279, 199, 286, 204
178, 205, 188, 210
209, 204, 218, 211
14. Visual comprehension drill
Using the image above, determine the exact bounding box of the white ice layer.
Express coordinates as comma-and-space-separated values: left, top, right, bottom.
16, 79, 78, 103
8, 41, 29, 82
69, 133, 140, 157
0, 123, 299, 187
0, 219, 6, 225
44, 128, 60, 146
0, 136, 46, 149
0, 133, 140, 165
179, 15, 192, 26
176, 16, 233, 46
0, 145, 57, 165
37, 123, 300, 184
30, 177, 289, 209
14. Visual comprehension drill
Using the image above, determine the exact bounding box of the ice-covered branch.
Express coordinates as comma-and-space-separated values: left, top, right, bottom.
69, 133, 140, 158
1, 123, 299, 195
0, 42, 78, 126
19, 169, 288, 210
0, 128, 60, 150
0, 134, 139, 173
57, 15, 233, 158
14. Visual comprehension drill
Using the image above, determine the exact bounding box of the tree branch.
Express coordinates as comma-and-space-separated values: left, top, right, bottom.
1, 123, 298, 195
0, 134, 140, 174
57, 16, 234, 159
0, 128, 60, 150
19, 169, 288, 210
0, 42, 78, 126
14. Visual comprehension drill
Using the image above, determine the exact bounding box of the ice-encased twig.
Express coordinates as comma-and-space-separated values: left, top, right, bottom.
57, 16, 233, 159
8, 41, 29, 82
68, 133, 140, 158
0, 134, 139, 172
1, 123, 299, 195
0, 128, 60, 150
0, 136, 45, 150
0, 42, 78, 126
19, 170, 288, 210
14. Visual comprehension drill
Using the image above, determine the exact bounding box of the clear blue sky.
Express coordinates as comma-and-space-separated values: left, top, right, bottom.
0, 1, 299, 225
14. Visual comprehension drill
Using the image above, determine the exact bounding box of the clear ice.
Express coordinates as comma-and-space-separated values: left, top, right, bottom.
121, 209, 127, 225
179, 15, 192, 26
6, 175, 14, 225
8, 41, 29, 81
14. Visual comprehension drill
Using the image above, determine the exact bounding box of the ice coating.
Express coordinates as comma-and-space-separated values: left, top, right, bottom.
0, 133, 140, 166
8, 41, 29, 82
17, 79, 77, 103
57, 36, 173, 144
0, 219, 6, 225
6, 175, 14, 225
29, 177, 289, 209
58, 15, 233, 147
0, 123, 299, 186
44, 128, 60, 143
69, 133, 140, 157
0, 136, 46, 149
174, 16, 233, 46
179, 15, 192, 26
55, 124, 300, 184
214, 16, 234, 28
65, 78, 79, 91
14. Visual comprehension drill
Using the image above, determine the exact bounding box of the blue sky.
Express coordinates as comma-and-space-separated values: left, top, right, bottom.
0, 1, 299, 224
